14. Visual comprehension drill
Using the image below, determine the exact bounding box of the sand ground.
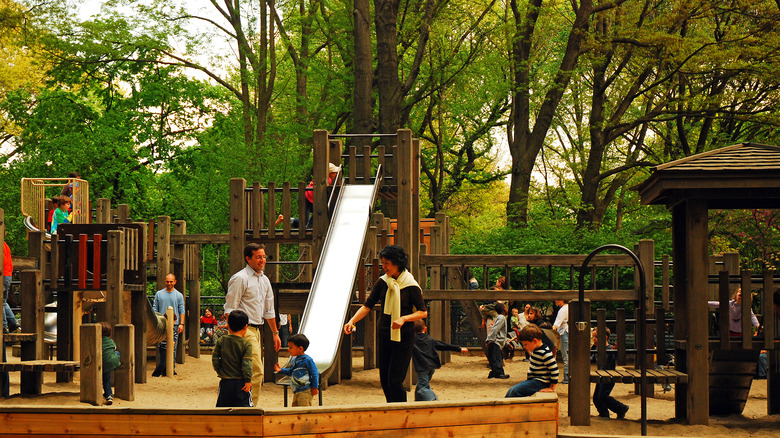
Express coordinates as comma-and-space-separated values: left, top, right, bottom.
1, 348, 778, 437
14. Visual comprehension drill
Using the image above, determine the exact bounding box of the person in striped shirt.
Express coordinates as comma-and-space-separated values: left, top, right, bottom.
505, 324, 558, 397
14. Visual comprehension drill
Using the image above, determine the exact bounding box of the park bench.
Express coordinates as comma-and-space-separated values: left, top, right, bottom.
1, 331, 80, 396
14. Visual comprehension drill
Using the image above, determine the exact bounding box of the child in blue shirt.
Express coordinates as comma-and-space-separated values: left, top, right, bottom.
274, 333, 319, 406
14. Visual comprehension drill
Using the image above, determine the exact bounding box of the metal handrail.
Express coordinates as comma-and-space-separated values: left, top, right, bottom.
578, 244, 647, 436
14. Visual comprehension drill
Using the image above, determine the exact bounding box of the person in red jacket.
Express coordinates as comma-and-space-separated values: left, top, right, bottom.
3, 241, 20, 333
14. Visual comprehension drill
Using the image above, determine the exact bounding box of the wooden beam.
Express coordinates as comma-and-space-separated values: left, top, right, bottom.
420, 253, 636, 267
423, 289, 637, 301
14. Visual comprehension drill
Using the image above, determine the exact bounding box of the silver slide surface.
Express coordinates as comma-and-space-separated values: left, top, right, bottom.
296, 178, 379, 376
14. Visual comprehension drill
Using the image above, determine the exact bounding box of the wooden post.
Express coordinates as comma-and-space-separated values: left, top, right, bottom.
133, 222, 148, 383
596, 308, 607, 369
263, 323, 276, 383
114, 324, 135, 401
155, 216, 171, 292
20, 270, 44, 394
80, 323, 102, 405
662, 255, 670, 310
718, 271, 730, 349
312, 129, 329, 270
680, 200, 709, 425
340, 322, 352, 380
637, 239, 655, 398
165, 307, 174, 378
106, 230, 125, 327
173, 220, 186, 364
569, 298, 591, 425
429, 224, 444, 363
187, 245, 202, 359
395, 129, 414, 268
763, 270, 775, 351
117, 204, 130, 224
410, 137, 421, 277
229, 178, 247, 276
96, 198, 111, 224
740, 270, 752, 349
616, 308, 627, 365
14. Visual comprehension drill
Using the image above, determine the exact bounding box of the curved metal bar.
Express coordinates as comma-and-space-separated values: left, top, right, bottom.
578, 244, 647, 436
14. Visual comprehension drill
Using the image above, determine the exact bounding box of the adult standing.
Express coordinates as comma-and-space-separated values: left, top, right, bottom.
224, 243, 282, 407
552, 299, 569, 384
344, 245, 428, 402
3, 240, 20, 333
708, 288, 760, 336
152, 273, 185, 376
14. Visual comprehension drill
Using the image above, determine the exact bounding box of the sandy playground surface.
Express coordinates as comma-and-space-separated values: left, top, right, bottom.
1, 347, 778, 437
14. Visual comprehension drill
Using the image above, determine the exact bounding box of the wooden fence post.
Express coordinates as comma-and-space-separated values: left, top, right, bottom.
166, 307, 175, 378
569, 298, 591, 425
156, 216, 171, 292
114, 324, 135, 401
173, 220, 186, 364
133, 221, 149, 383
80, 323, 102, 405
229, 178, 247, 276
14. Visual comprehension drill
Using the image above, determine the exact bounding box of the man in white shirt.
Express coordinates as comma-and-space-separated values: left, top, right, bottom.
225, 243, 282, 406
552, 299, 569, 384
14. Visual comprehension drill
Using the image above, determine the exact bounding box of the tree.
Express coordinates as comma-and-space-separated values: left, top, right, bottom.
505, 0, 637, 227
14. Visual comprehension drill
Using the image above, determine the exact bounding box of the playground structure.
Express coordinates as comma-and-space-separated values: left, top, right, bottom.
0, 135, 778, 434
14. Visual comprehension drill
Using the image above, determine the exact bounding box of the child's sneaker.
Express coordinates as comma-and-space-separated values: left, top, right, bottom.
105, 396, 113, 405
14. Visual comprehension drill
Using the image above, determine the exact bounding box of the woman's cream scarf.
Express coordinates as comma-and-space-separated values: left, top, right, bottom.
381, 270, 420, 342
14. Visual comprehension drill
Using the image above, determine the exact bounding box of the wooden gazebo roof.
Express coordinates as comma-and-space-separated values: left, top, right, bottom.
637, 142, 780, 208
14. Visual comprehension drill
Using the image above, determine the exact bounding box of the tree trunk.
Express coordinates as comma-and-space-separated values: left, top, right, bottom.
353, 0, 374, 135
374, 0, 402, 136
506, 0, 594, 226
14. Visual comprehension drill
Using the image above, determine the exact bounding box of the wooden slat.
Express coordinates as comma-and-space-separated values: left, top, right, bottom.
2, 333, 37, 343
262, 400, 557, 436
268, 421, 557, 438
420, 254, 635, 267
423, 289, 637, 301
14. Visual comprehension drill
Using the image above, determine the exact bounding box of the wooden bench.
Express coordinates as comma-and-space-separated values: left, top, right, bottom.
0, 360, 79, 373
590, 368, 688, 384
0, 359, 80, 396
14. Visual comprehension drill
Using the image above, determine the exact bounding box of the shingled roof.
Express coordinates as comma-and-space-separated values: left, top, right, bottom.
636, 142, 780, 208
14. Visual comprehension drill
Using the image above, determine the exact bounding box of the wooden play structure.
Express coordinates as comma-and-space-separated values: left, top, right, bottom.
2, 136, 779, 435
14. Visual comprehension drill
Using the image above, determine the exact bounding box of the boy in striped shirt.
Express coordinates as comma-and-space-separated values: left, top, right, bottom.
505, 324, 558, 397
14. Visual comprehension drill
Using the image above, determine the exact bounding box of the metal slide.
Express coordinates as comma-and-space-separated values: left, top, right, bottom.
295, 168, 382, 378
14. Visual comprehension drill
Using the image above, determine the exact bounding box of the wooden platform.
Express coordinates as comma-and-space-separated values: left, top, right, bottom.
0, 394, 558, 437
